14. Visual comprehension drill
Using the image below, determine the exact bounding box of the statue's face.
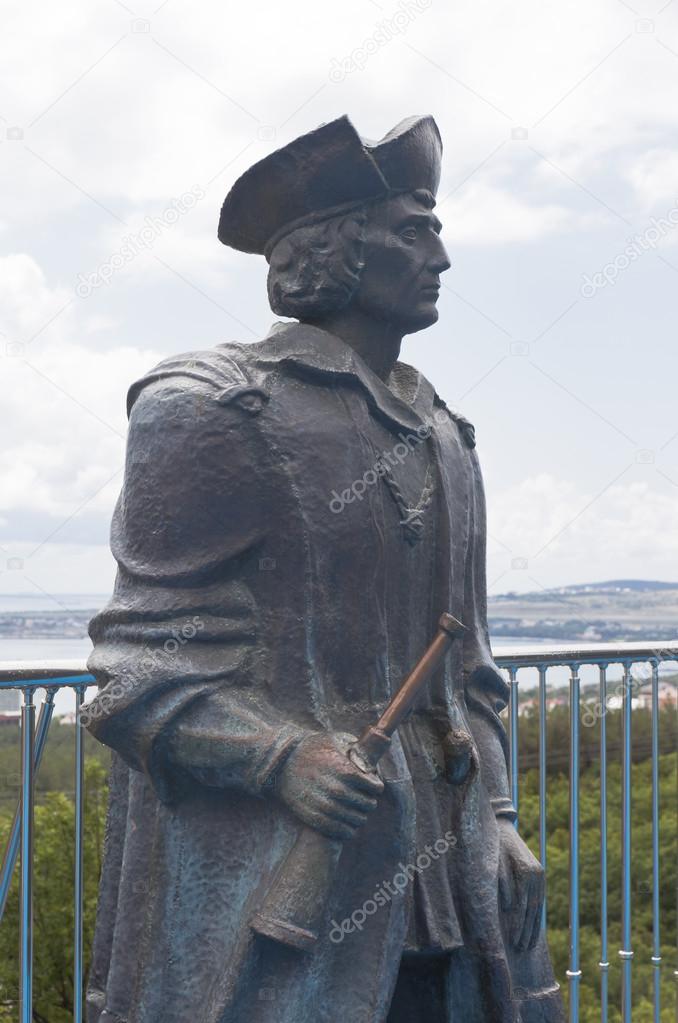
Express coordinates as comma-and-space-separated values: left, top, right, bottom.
352, 192, 451, 334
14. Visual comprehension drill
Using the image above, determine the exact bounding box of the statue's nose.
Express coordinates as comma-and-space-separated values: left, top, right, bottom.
430, 237, 451, 275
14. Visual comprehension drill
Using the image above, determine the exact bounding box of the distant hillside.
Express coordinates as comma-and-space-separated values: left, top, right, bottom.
493, 579, 678, 601
546, 579, 677, 594
0, 609, 93, 639
0, 582, 676, 645
489, 580, 678, 642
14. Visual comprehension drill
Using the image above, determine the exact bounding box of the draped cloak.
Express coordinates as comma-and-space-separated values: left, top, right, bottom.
84, 320, 564, 1023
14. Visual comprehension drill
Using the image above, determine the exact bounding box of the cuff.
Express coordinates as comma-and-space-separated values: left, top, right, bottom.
252, 723, 307, 792
492, 796, 517, 823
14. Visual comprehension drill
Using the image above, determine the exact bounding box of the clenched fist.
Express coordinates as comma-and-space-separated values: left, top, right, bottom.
277, 731, 384, 841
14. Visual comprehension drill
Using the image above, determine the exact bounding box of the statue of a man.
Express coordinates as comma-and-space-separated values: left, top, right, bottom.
83, 114, 565, 1022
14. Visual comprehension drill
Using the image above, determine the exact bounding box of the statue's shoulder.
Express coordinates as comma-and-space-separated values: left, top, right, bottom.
126, 340, 270, 419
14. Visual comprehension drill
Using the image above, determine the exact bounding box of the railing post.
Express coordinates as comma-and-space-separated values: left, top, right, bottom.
538, 663, 548, 933
619, 661, 633, 1023
508, 665, 519, 826
0, 690, 55, 924
598, 665, 609, 1023
567, 663, 581, 1023
650, 660, 661, 1023
19, 688, 35, 1023
74, 685, 86, 1023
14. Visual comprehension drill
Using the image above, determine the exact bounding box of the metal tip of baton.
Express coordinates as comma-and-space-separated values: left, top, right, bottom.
438, 612, 465, 636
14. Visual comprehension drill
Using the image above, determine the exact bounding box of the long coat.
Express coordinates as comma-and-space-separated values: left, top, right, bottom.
84, 320, 564, 1023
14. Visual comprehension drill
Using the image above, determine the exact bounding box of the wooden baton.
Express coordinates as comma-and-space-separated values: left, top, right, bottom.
250, 611, 465, 951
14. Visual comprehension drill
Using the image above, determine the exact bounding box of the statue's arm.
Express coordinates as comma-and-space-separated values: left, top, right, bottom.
84, 374, 309, 802
461, 446, 516, 822
85, 372, 382, 835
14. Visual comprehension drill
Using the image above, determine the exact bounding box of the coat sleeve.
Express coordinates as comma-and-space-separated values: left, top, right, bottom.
462, 446, 516, 822
83, 365, 309, 804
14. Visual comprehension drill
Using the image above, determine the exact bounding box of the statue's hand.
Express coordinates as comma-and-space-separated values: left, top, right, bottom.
497, 817, 545, 952
276, 731, 384, 841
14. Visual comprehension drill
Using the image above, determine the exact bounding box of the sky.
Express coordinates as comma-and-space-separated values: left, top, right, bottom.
1, 0, 678, 606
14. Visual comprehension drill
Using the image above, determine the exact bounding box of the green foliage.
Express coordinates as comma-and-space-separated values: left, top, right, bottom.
0, 759, 108, 1022
0, 720, 109, 814
0, 708, 675, 1020
517, 703, 677, 1023
516, 703, 677, 777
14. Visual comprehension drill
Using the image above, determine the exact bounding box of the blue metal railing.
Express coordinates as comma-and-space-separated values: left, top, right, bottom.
0, 664, 95, 1023
568, 662, 582, 1019
495, 640, 678, 1023
0, 642, 676, 1022
598, 663, 609, 1022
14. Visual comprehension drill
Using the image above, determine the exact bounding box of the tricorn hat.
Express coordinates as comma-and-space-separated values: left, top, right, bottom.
218, 114, 442, 259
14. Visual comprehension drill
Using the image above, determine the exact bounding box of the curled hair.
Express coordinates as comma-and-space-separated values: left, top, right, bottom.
267, 208, 368, 318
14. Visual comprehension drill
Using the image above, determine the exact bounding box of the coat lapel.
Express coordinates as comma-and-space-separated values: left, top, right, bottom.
250, 321, 438, 436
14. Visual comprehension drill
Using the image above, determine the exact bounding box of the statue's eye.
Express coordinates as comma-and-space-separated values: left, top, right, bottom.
399, 227, 418, 243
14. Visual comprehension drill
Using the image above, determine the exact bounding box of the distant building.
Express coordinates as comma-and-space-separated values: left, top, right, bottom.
515, 682, 675, 717
631, 681, 677, 711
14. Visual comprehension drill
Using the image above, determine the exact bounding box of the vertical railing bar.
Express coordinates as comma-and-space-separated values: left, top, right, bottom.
674, 669, 678, 1023
650, 660, 661, 1023
19, 688, 35, 1023
0, 689, 56, 923
74, 685, 85, 1023
538, 663, 548, 933
508, 665, 519, 826
598, 664, 609, 1023
620, 660, 633, 1023
567, 662, 581, 1023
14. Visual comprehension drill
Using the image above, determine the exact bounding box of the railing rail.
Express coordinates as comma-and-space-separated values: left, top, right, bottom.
0, 643, 676, 1023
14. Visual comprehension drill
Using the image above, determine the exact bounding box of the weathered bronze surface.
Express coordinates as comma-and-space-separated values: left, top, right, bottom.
251, 612, 464, 950
84, 114, 565, 1022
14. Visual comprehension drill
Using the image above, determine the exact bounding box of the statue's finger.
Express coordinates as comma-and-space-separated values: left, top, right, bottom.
516, 883, 540, 951
338, 767, 384, 796
498, 860, 513, 912
299, 799, 361, 841
511, 880, 529, 948
527, 901, 544, 951
338, 788, 378, 812
306, 813, 357, 843
324, 784, 378, 814
313, 793, 369, 830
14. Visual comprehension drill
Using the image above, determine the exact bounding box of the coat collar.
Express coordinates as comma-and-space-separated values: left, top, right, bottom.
253, 320, 438, 434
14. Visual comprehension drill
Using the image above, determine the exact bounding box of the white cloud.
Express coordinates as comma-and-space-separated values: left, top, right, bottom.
625, 148, 678, 208
440, 181, 577, 245
0, 542, 116, 599
1, 0, 677, 599
0, 254, 72, 343
487, 474, 678, 591
0, 254, 161, 527
1, 0, 676, 227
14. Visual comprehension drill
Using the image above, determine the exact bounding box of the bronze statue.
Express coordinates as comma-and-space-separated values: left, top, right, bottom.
83, 114, 565, 1022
